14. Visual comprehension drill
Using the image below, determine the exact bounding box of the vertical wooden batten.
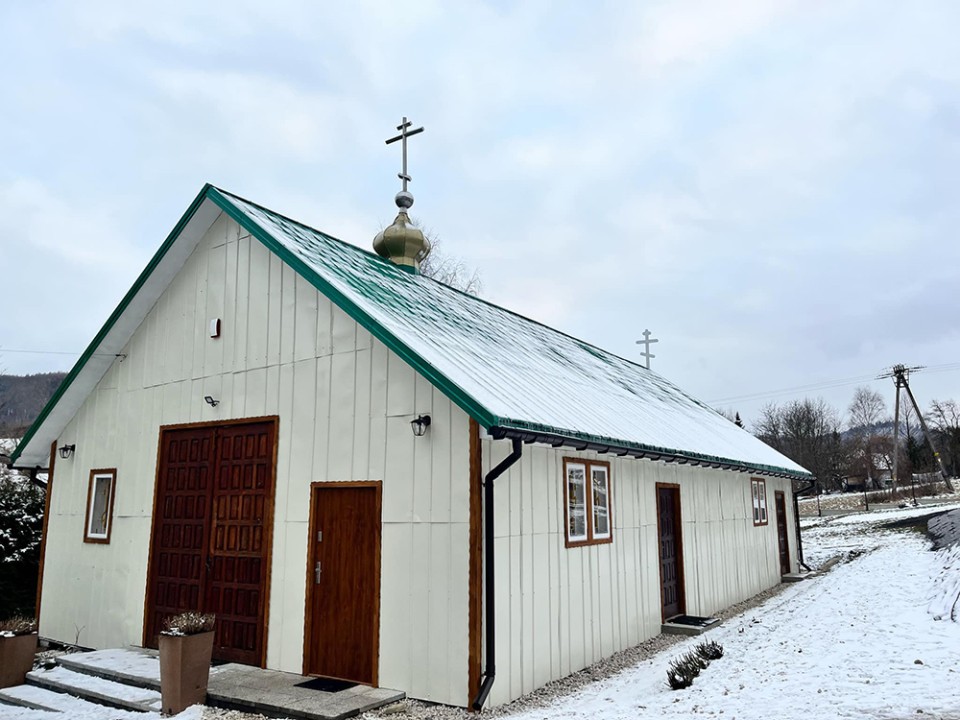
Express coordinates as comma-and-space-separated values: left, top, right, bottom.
467, 419, 482, 707
35, 441, 57, 621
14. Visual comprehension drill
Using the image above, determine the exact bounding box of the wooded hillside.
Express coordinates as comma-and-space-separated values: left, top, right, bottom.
0, 373, 66, 436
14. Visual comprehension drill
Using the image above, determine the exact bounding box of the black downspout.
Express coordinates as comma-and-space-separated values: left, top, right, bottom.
793, 480, 816, 572
472, 436, 523, 711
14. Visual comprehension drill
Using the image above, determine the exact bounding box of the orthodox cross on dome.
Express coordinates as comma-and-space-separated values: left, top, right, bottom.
385, 116, 425, 196
636, 329, 659, 370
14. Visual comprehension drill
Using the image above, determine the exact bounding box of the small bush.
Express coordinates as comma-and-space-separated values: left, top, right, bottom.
161, 612, 215, 636
696, 640, 724, 660
0, 615, 38, 636
666, 650, 707, 690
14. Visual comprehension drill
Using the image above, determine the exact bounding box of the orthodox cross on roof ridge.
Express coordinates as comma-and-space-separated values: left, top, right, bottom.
636, 329, 659, 370
385, 116, 425, 194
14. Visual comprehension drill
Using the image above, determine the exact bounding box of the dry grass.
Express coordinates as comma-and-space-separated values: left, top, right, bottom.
162, 611, 215, 636
0, 615, 37, 635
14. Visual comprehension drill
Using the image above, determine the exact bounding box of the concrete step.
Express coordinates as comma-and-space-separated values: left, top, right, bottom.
26, 665, 161, 713
0, 681, 152, 717
57, 647, 161, 690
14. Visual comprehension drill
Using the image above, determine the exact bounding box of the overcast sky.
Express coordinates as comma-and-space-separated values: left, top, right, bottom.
2, 0, 959, 427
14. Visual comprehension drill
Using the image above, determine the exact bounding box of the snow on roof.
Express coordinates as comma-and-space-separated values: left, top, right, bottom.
13, 185, 810, 478
218, 188, 810, 478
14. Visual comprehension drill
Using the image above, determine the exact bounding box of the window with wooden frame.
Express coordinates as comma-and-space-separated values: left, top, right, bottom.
563, 458, 613, 547
84, 469, 117, 543
751, 478, 768, 526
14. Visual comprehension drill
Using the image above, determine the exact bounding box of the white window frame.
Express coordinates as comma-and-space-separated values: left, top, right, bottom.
751, 478, 768, 527
563, 458, 613, 547
84, 469, 117, 543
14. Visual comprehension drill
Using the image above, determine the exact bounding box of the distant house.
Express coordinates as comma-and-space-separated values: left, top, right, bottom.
12, 184, 811, 708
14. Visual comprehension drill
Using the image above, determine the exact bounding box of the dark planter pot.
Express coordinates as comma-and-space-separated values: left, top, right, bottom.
158, 630, 215, 714
0, 633, 38, 688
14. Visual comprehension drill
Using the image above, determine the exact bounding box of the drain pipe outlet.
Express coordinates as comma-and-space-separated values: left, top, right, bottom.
472, 436, 523, 711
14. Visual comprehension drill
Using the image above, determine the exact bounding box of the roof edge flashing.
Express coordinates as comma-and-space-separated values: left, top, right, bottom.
489, 425, 812, 480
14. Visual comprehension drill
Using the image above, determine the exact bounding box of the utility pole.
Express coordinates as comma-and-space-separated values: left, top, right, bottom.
891, 371, 902, 494
879, 364, 955, 493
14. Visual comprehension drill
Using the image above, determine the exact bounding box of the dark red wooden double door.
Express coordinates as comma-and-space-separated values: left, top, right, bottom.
145, 419, 276, 666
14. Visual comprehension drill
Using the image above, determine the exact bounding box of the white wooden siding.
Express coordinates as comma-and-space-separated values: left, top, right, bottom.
40, 213, 472, 706
481, 439, 799, 707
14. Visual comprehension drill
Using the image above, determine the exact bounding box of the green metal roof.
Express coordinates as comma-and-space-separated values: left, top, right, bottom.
13, 184, 812, 479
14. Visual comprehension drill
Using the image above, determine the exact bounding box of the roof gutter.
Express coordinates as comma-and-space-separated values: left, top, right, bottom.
471, 436, 523, 711
488, 426, 810, 481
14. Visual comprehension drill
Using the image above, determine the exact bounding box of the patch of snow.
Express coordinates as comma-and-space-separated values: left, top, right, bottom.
29, 665, 160, 710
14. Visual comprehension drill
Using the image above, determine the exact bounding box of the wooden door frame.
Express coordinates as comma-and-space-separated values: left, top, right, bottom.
302, 480, 382, 685
775, 490, 791, 575
141, 415, 279, 668
655, 482, 685, 622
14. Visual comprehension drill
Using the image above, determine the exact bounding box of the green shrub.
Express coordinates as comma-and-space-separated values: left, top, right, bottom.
696, 640, 725, 660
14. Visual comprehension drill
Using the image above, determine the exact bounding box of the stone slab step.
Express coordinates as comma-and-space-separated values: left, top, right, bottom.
57, 647, 162, 690
207, 664, 405, 720
0, 682, 153, 717
27, 665, 161, 713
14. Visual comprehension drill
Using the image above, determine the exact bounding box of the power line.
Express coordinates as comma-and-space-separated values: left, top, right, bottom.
0, 348, 85, 356
709, 363, 960, 405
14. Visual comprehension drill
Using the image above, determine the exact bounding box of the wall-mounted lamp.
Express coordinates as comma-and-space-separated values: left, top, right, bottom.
204, 396, 220, 407
410, 414, 431, 437
58, 444, 76, 460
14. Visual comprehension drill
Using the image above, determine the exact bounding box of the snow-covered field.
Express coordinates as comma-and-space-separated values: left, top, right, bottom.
2, 503, 959, 720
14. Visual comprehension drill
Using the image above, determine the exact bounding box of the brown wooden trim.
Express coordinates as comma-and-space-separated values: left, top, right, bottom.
751, 478, 769, 526
467, 419, 483, 707
302, 480, 382, 686
83, 468, 117, 544
158, 414, 280, 433
562, 457, 613, 548
655, 482, 685, 623
35, 442, 57, 620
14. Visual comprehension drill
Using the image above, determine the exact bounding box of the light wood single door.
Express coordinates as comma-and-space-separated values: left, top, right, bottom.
304, 483, 381, 685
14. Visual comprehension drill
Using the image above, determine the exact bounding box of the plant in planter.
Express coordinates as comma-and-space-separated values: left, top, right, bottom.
0, 616, 38, 688
158, 612, 216, 715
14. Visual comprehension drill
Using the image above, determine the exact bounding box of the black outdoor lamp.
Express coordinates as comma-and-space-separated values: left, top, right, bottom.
410, 414, 431, 437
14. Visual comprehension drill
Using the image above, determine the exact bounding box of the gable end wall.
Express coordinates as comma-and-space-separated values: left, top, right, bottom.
39, 213, 472, 705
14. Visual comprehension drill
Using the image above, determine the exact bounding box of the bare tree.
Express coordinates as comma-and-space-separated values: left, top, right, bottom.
754, 398, 843, 489
415, 223, 483, 295
846, 386, 890, 489
928, 399, 960, 477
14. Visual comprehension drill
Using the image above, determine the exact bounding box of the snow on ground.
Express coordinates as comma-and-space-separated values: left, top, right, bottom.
4, 504, 959, 720
500, 504, 960, 720
0, 705, 203, 720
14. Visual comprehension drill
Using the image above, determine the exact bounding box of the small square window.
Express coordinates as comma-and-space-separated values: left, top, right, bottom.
751, 478, 768, 527
84, 469, 117, 543
564, 458, 613, 547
